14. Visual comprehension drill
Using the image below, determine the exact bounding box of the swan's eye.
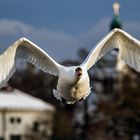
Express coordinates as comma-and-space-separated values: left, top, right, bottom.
75, 67, 82, 77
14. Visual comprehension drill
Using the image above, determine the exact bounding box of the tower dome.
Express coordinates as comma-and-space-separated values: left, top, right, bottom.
110, 1, 122, 30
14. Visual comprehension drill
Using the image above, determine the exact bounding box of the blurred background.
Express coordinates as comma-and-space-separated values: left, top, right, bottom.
0, 0, 140, 140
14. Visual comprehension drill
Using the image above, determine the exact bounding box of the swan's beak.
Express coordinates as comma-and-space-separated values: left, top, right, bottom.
75, 67, 83, 77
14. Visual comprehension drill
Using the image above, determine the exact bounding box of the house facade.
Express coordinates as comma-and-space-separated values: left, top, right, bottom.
0, 89, 55, 140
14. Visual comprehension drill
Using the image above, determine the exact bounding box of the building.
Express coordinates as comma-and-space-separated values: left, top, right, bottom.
0, 88, 55, 140
94, 0, 123, 93
110, 1, 122, 30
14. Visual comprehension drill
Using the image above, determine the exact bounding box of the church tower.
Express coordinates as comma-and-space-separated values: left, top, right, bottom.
110, 1, 129, 74
110, 0, 130, 74
110, 0, 122, 30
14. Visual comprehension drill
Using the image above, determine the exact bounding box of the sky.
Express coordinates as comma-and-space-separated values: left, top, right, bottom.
0, 0, 140, 62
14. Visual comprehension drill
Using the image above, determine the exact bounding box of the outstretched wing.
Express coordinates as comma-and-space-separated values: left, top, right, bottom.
0, 37, 62, 87
81, 28, 140, 72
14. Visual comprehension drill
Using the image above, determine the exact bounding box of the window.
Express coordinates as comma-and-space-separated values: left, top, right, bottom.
17, 118, 21, 124
10, 135, 21, 140
9, 117, 22, 124
10, 117, 14, 124
33, 121, 39, 132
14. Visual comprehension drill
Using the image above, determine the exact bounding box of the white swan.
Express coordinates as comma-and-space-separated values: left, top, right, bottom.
0, 28, 140, 104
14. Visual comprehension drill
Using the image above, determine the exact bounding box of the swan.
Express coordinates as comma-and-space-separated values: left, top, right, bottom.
0, 28, 140, 104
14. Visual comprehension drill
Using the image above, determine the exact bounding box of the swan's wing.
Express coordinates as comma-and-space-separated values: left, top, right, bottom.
0, 37, 61, 87
81, 28, 140, 72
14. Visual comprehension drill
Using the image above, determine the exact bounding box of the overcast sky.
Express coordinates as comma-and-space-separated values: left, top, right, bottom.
0, 0, 140, 61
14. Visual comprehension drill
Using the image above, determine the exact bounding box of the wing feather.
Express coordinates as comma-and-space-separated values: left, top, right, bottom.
81, 28, 140, 72
0, 37, 61, 88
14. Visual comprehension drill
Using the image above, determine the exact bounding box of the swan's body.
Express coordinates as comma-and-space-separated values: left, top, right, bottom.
1, 28, 140, 104
53, 66, 91, 104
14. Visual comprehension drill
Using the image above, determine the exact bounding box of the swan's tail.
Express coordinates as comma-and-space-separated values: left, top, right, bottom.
53, 89, 76, 104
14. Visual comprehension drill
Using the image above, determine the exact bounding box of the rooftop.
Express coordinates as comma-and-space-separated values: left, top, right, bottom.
0, 89, 55, 111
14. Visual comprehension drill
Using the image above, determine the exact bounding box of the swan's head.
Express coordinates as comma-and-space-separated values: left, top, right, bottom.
75, 67, 83, 78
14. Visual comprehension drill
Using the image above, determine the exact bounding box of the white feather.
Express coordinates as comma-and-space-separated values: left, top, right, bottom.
81, 28, 140, 72
1, 28, 140, 104
0, 38, 62, 88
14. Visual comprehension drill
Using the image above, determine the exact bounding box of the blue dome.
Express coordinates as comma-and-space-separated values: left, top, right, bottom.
110, 16, 122, 30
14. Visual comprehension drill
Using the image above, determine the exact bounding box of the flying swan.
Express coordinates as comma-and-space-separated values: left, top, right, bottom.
0, 28, 140, 104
